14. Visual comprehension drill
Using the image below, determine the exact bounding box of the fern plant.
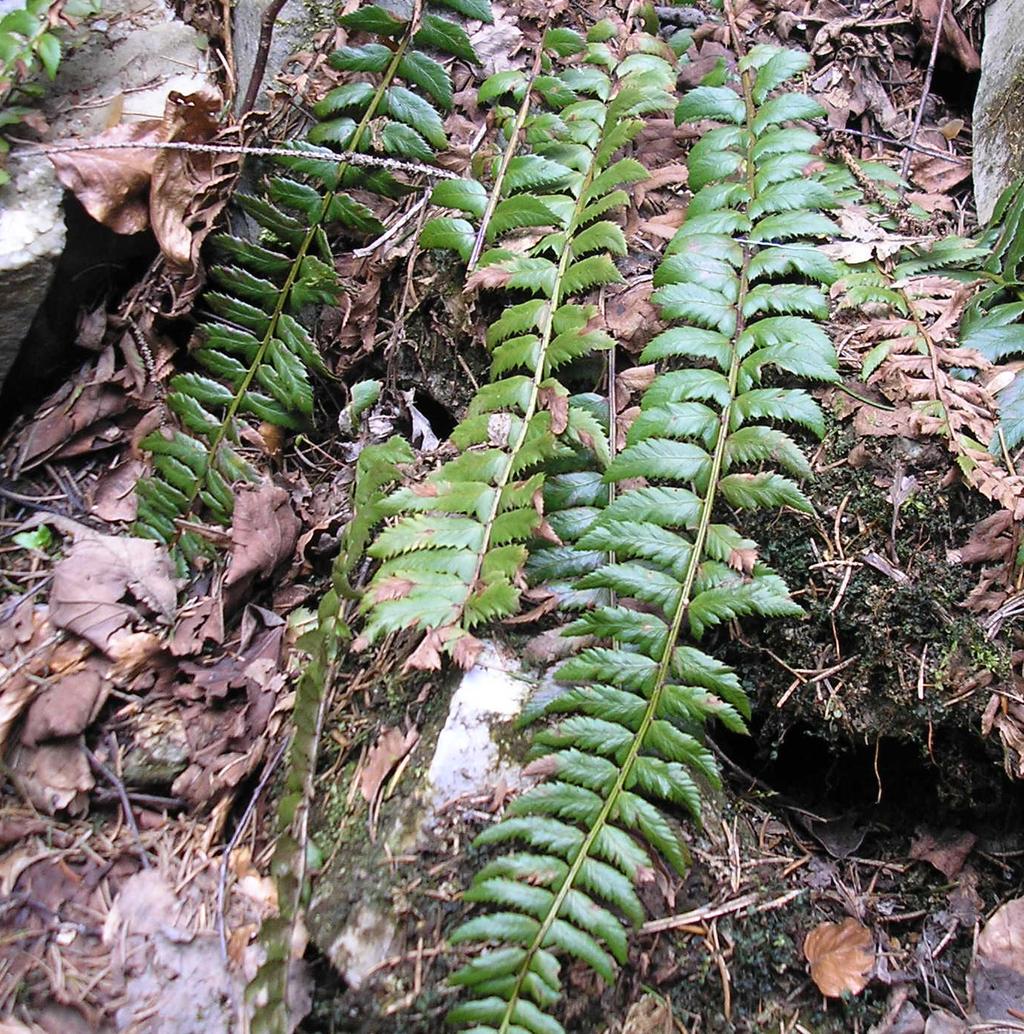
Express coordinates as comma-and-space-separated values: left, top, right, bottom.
445, 45, 840, 1034
357, 38, 677, 669
134, 0, 491, 571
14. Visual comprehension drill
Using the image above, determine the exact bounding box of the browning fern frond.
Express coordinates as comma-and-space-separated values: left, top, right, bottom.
837, 178, 1024, 517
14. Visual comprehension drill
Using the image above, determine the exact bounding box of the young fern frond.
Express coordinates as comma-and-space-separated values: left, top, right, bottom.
134, 0, 490, 571
447, 45, 839, 1034
458, 21, 623, 268
358, 44, 676, 668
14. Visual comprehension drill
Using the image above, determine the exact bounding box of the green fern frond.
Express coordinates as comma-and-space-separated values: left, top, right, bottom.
448, 43, 838, 1033
359, 42, 676, 667
134, 0, 490, 572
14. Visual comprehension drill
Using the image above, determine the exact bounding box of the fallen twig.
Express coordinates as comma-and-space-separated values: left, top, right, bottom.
899, 0, 949, 184
84, 736, 150, 869
240, 0, 289, 116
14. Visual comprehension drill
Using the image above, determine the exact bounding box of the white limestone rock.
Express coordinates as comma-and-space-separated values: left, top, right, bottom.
0, 156, 66, 388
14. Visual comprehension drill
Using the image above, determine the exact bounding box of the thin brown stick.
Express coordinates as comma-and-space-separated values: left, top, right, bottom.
240, 0, 289, 116
84, 737, 150, 869
899, 0, 949, 184
832, 126, 965, 163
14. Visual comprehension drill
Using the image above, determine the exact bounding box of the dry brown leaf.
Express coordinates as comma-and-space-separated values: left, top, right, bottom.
948, 511, 1014, 566
451, 633, 485, 670
464, 263, 512, 292
909, 131, 971, 194
89, 459, 147, 522
970, 896, 1024, 1022
616, 363, 657, 401
369, 576, 416, 603
639, 209, 687, 240
604, 282, 664, 353
804, 917, 874, 997
49, 535, 178, 654
50, 86, 224, 267
149, 87, 222, 267
224, 481, 301, 591
50, 118, 164, 233
16, 375, 131, 471
357, 726, 420, 804
20, 658, 109, 746
909, 828, 977, 879
10, 739, 94, 815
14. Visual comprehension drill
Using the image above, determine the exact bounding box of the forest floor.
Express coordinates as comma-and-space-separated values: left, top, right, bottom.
1, 0, 1023, 1032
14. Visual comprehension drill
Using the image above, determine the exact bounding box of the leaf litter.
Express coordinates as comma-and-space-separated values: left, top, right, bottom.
0, 0, 1022, 1029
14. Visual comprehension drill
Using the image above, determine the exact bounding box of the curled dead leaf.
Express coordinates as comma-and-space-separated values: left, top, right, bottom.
50, 118, 164, 233
804, 917, 874, 997
49, 86, 224, 267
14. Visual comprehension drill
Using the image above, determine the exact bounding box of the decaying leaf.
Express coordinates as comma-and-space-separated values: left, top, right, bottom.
358, 726, 420, 805
909, 827, 976, 879
9, 739, 94, 815
149, 87, 223, 266
20, 658, 109, 746
50, 118, 165, 234
49, 534, 178, 654
804, 917, 874, 997
49, 86, 223, 266
970, 896, 1024, 1023
224, 481, 301, 595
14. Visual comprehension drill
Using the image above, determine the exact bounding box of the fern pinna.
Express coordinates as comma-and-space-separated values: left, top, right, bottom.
134, 0, 491, 570
446, 46, 839, 1033
357, 37, 676, 668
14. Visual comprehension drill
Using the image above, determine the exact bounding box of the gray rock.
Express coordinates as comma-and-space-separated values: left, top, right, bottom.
308, 643, 532, 1002
233, 0, 332, 112
973, 0, 1024, 223
0, 157, 66, 389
